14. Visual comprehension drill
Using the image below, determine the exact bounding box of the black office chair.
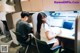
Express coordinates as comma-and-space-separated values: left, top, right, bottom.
13, 32, 31, 53
36, 32, 62, 53
13, 31, 40, 53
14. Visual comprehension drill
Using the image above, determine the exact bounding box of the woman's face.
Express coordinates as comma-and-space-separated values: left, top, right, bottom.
42, 17, 46, 23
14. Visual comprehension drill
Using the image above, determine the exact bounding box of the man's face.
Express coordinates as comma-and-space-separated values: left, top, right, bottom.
24, 16, 28, 21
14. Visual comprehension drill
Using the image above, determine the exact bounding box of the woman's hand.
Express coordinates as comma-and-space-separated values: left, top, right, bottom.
57, 29, 62, 36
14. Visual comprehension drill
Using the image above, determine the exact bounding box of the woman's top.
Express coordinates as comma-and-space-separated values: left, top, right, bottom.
40, 23, 60, 44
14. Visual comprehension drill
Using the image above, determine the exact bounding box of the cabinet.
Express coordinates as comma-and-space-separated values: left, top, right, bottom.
12, 12, 21, 28
0, 4, 3, 11
21, 0, 43, 12
30, 0, 43, 11
21, 0, 80, 11
21, 1, 32, 12
42, 0, 80, 11
61, 4, 80, 11
42, 0, 60, 11
60, 0, 80, 10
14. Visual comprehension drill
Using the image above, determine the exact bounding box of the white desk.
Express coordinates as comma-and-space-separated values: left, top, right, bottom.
50, 27, 75, 40
58, 34, 75, 40
54, 28, 75, 52
58, 28, 75, 40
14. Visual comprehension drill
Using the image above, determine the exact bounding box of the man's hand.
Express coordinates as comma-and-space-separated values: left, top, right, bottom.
28, 33, 34, 38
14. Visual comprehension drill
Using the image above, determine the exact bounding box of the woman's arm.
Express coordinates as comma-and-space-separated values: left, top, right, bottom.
45, 31, 56, 40
45, 30, 61, 40
44, 23, 61, 40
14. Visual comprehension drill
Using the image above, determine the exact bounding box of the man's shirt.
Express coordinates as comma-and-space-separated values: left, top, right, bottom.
16, 19, 32, 43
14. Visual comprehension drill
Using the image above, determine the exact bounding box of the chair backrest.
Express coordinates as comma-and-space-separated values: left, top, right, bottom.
0, 20, 6, 35
32, 12, 41, 39
10, 30, 28, 46
9, 29, 19, 45
32, 12, 39, 35
12, 12, 21, 31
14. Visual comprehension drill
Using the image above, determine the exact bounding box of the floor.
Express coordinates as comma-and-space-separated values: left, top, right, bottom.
0, 35, 21, 53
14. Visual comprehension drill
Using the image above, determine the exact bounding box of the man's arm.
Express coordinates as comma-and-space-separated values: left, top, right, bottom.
25, 23, 33, 33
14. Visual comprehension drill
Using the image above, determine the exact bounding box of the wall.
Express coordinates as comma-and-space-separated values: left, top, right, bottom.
12, 12, 21, 29
6, 13, 14, 29
77, 15, 80, 53
0, 12, 6, 20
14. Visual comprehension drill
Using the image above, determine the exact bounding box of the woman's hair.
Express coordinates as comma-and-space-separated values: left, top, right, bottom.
37, 12, 47, 34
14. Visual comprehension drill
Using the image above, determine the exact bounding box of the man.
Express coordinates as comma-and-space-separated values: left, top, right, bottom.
16, 11, 33, 45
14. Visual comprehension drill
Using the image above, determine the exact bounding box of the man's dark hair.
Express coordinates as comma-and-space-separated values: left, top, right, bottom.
21, 11, 29, 18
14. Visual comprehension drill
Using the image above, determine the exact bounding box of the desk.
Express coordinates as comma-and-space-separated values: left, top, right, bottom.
47, 27, 75, 52
57, 35, 75, 53
58, 34, 75, 40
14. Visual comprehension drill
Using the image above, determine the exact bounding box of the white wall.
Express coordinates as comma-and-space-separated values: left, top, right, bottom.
0, 12, 6, 20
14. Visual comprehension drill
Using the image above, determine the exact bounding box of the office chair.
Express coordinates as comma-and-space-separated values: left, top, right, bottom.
10, 30, 27, 53
0, 20, 6, 35
32, 12, 62, 53
11, 30, 39, 53
10, 30, 30, 53
9, 29, 19, 45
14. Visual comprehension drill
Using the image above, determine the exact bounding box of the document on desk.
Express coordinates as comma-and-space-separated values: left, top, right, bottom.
50, 27, 74, 37
47, 27, 75, 44
50, 27, 61, 35
60, 28, 74, 37
44, 27, 75, 44
58, 28, 75, 40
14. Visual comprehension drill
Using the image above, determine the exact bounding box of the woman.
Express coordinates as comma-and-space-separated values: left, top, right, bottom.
37, 12, 61, 48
